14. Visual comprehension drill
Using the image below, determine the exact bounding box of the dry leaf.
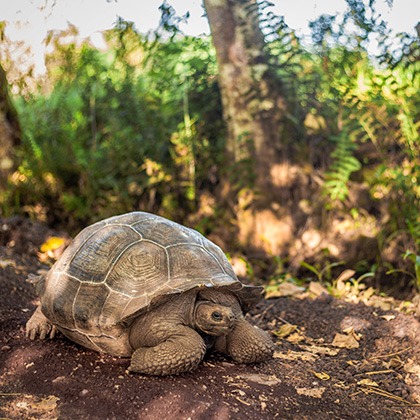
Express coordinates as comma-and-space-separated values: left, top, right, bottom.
31, 395, 59, 412
296, 387, 326, 398
309, 281, 329, 297
343, 326, 354, 334
311, 371, 331, 380
336, 269, 356, 283
273, 350, 317, 362
299, 345, 340, 356
366, 295, 394, 311
0, 259, 16, 269
265, 282, 305, 299
331, 333, 360, 349
380, 314, 396, 321
386, 357, 404, 370
357, 379, 379, 387
404, 359, 420, 376
239, 373, 281, 386
361, 287, 375, 301
273, 323, 297, 338
286, 332, 306, 344
40, 237, 66, 253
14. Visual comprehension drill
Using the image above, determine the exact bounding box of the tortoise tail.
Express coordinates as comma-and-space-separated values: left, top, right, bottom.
26, 273, 46, 296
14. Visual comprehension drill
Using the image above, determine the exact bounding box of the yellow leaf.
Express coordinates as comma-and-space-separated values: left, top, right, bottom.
286, 332, 306, 344
299, 345, 340, 356
357, 379, 379, 387
273, 350, 317, 362
273, 324, 297, 338
311, 371, 331, 381
331, 333, 360, 349
296, 387, 326, 398
33, 395, 59, 410
40, 237, 66, 253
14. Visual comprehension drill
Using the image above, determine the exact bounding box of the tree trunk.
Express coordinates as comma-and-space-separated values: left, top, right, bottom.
0, 62, 20, 194
203, 0, 289, 253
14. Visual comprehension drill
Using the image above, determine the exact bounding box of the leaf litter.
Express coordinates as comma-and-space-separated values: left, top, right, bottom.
1, 218, 420, 419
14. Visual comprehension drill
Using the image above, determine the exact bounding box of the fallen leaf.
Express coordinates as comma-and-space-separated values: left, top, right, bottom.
380, 314, 396, 321
286, 332, 306, 344
366, 295, 394, 311
0, 259, 16, 269
30, 395, 59, 412
40, 237, 66, 253
361, 287, 375, 301
309, 281, 329, 297
386, 357, 404, 370
296, 387, 326, 398
357, 379, 379, 387
342, 326, 356, 335
404, 359, 420, 376
265, 282, 305, 298
331, 333, 360, 349
273, 323, 297, 338
311, 371, 331, 380
335, 269, 356, 283
273, 350, 317, 362
239, 373, 281, 386
231, 389, 245, 397
299, 345, 340, 356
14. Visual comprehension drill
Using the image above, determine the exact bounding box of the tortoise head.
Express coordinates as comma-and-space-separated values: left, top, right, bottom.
194, 301, 235, 336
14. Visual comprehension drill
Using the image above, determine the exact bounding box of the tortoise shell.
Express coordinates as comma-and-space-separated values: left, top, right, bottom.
38, 212, 263, 356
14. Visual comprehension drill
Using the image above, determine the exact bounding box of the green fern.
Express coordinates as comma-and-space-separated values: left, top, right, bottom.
324, 131, 362, 201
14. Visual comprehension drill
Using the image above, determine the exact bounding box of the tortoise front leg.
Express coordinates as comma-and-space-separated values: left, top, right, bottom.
26, 305, 57, 340
128, 325, 206, 376
215, 318, 274, 364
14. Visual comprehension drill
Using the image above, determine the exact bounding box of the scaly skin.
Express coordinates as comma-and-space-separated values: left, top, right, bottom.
128, 326, 206, 375
27, 289, 274, 376
26, 305, 57, 340
215, 317, 275, 363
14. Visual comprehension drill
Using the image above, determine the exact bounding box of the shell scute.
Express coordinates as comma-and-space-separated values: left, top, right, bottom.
74, 283, 110, 334
131, 218, 203, 247
42, 273, 79, 330
66, 225, 140, 284
105, 240, 168, 297
167, 244, 235, 288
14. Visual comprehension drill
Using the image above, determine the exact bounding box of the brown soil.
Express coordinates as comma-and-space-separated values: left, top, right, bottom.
1, 217, 419, 419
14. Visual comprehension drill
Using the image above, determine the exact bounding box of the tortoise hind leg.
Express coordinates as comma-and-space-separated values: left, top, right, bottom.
128, 326, 206, 376
26, 305, 57, 340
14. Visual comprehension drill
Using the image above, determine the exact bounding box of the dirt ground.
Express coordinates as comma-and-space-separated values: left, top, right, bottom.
1, 217, 420, 420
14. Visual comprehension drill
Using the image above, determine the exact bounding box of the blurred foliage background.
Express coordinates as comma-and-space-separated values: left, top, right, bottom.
0, 1, 418, 294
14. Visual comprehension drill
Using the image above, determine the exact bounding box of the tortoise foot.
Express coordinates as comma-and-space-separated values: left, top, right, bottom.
26, 306, 57, 340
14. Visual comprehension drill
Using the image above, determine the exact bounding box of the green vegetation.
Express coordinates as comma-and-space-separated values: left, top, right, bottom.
1, 2, 418, 290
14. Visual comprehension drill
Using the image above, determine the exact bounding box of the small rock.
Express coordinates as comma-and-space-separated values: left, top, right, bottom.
52, 376, 65, 384
1, 345, 11, 351
80, 389, 89, 396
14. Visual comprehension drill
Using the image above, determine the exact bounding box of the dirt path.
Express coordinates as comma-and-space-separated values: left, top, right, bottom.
1, 217, 419, 419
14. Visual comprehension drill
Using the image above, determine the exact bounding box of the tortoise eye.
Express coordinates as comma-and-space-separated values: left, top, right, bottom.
211, 311, 223, 321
